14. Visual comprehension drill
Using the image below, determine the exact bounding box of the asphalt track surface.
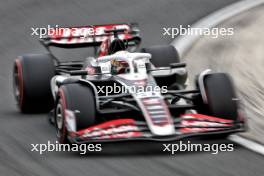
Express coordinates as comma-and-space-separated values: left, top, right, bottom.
1, 0, 264, 176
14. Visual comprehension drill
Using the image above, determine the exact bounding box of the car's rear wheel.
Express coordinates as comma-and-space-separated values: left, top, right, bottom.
13, 54, 55, 113
55, 84, 96, 144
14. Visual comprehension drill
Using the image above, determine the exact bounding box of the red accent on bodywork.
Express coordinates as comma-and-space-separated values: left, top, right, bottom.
180, 114, 233, 133
47, 24, 132, 44
58, 89, 68, 143
76, 119, 142, 140
182, 114, 233, 123
98, 38, 109, 57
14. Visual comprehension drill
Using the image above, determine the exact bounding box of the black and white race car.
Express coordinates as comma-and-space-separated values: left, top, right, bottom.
13, 23, 245, 143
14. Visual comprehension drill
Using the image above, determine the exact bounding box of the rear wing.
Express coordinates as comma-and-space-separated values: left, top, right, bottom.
40, 23, 141, 48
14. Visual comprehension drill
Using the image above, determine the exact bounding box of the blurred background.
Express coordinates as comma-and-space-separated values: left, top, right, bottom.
0, 0, 263, 176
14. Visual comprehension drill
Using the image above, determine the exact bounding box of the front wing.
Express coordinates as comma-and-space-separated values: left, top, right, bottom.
67, 114, 246, 144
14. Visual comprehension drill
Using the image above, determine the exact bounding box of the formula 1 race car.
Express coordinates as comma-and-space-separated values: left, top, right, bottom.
13, 23, 245, 144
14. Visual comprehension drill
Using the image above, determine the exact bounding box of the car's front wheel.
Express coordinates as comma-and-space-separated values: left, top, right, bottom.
203, 73, 238, 120
55, 84, 96, 144
196, 73, 239, 139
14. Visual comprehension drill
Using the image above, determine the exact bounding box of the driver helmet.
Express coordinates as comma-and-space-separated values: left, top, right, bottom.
111, 59, 129, 74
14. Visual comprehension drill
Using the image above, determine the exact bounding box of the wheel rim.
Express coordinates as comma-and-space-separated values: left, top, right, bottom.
56, 102, 64, 137
13, 63, 20, 103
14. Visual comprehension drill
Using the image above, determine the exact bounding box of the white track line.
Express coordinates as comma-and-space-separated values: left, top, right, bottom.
171, 0, 264, 155
229, 135, 264, 155
172, 0, 264, 57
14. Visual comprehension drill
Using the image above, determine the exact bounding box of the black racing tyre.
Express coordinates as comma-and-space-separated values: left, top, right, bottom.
55, 84, 96, 144
141, 45, 186, 88
13, 54, 55, 113
203, 73, 238, 120
141, 45, 180, 67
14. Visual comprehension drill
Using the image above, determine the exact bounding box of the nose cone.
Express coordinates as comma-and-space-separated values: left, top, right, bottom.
150, 124, 176, 136
139, 97, 175, 136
